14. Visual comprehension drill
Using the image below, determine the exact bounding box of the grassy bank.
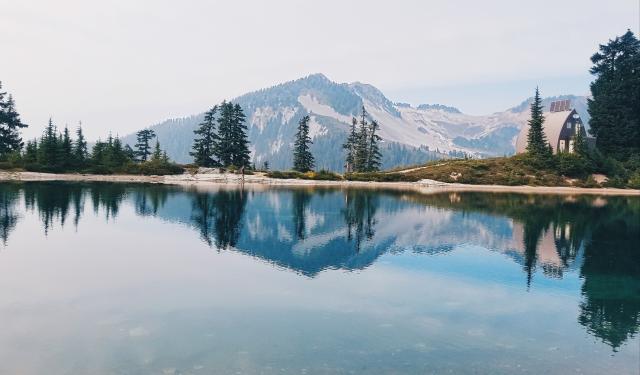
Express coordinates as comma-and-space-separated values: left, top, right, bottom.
266, 154, 640, 189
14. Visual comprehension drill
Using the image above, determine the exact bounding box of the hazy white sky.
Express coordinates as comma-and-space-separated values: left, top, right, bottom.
1, 0, 638, 139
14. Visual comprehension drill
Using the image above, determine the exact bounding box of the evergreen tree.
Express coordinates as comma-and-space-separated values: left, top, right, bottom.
343, 117, 358, 172
573, 128, 588, 157
73, 124, 88, 167
292, 115, 315, 172
111, 136, 129, 166
588, 30, 640, 160
124, 144, 136, 160
24, 139, 38, 164
61, 126, 73, 169
213, 101, 250, 168
90, 139, 106, 168
190, 106, 220, 167
354, 107, 370, 172
134, 129, 156, 162
366, 119, 382, 172
231, 103, 250, 167
526, 87, 552, 163
38, 118, 59, 168
214, 101, 234, 166
0, 82, 27, 159
151, 140, 162, 162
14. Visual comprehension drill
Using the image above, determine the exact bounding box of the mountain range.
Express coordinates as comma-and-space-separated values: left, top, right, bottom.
122, 73, 589, 170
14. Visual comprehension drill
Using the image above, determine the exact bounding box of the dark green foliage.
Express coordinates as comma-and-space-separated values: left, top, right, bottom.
231, 104, 250, 167
38, 118, 60, 170
556, 153, 589, 178
73, 125, 88, 167
343, 106, 384, 173
4, 119, 182, 175
24, 140, 37, 164
61, 127, 73, 169
135, 129, 156, 162
588, 30, 640, 161
526, 87, 553, 166
344, 172, 417, 182
292, 115, 315, 172
366, 120, 382, 172
209, 101, 251, 168
190, 106, 220, 167
0, 82, 27, 160
267, 170, 342, 180
343, 117, 358, 172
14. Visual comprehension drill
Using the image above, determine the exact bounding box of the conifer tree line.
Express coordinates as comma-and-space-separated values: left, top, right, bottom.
20, 119, 177, 174
0, 82, 180, 175
191, 101, 251, 169
342, 106, 382, 173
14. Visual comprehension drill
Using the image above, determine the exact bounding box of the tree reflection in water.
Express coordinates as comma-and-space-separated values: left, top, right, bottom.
0, 182, 637, 350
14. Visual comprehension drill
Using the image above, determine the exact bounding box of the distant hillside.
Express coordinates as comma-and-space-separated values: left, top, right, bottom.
122, 74, 589, 170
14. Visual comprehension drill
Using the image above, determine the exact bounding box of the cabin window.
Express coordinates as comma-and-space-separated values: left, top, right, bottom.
559, 140, 566, 152
566, 122, 572, 129
569, 140, 575, 153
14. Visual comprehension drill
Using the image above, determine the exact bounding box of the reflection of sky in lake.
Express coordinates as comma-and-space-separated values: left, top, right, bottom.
0, 183, 637, 374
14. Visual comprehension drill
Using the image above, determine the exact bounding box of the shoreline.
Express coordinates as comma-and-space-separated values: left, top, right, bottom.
1, 170, 639, 196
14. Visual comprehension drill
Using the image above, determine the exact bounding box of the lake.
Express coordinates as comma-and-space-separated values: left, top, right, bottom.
0, 182, 638, 374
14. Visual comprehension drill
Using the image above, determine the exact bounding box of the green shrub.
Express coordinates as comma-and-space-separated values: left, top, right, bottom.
603, 176, 627, 188
267, 170, 342, 180
628, 173, 640, 189
555, 153, 589, 178
344, 172, 418, 182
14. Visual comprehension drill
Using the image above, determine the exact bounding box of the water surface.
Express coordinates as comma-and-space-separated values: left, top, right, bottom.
0, 182, 638, 374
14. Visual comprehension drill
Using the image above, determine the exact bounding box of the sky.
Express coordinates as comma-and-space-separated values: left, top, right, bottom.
1, 0, 638, 140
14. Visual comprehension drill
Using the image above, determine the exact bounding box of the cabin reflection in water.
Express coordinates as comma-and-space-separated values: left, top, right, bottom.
0, 182, 638, 350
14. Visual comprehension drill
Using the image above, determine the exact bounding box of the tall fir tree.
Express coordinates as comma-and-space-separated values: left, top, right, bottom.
24, 139, 38, 164
354, 107, 370, 172
190, 106, 220, 167
526, 87, 552, 162
38, 118, 59, 168
73, 124, 88, 167
0, 82, 27, 159
151, 140, 162, 162
343, 117, 358, 172
213, 101, 250, 168
292, 115, 315, 172
61, 126, 73, 169
214, 101, 234, 166
231, 103, 250, 167
135, 129, 156, 162
366, 119, 382, 172
588, 30, 640, 160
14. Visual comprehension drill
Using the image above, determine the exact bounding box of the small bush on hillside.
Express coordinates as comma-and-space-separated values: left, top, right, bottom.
556, 153, 589, 178
603, 176, 627, 188
628, 173, 640, 189
267, 170, 342, 180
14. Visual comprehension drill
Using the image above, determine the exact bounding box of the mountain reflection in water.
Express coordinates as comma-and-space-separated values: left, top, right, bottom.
0, 181, 638, 352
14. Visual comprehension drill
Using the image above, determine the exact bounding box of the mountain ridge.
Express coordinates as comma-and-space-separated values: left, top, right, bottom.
122, 74, 589, 170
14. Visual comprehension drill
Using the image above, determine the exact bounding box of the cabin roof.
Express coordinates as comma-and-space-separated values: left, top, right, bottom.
515, 109, 575, 153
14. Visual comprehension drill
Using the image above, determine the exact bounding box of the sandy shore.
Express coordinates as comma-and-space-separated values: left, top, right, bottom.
1, 170, 639, 196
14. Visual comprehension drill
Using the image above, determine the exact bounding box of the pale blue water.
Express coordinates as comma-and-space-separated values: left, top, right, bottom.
0, 182, 638, 374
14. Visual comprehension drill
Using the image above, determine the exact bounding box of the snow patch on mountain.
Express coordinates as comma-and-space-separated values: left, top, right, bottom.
308, 116, 328, 139
252, 106, 277, 132
298, 94, 352, 123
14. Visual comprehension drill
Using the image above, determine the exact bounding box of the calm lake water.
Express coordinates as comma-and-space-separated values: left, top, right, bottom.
0, 182, 638, 374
